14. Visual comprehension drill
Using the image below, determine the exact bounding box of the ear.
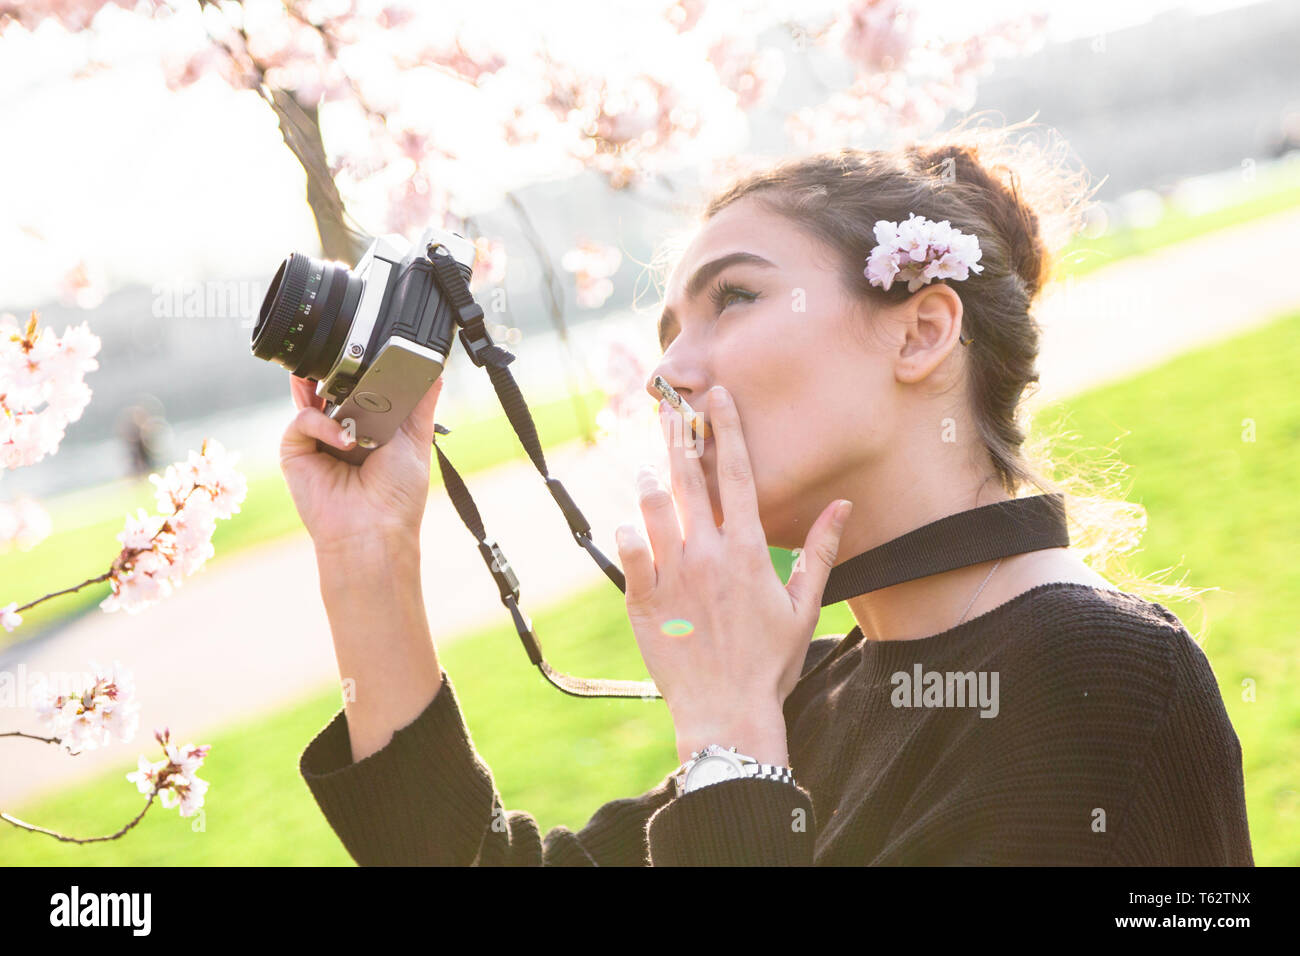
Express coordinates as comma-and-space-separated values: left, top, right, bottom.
895, 283, 964, 385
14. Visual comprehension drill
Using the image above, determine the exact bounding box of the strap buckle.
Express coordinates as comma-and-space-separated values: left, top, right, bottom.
477, 537, 520, 606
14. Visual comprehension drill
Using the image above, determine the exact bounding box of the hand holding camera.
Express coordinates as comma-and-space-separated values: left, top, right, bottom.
254, 226, 475, 556
256, 226, 661, 701
279, 370, 444, 557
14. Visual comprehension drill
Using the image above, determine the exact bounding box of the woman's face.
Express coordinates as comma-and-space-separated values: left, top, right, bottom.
645, 195, 906, 551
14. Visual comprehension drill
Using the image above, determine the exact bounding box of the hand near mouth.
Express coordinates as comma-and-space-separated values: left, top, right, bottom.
615, 384, 853, 766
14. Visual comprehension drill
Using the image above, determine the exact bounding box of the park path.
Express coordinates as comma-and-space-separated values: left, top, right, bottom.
2, 206, 1298, 809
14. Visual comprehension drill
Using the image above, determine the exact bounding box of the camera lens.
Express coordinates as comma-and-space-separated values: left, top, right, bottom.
251, 253, 364, 380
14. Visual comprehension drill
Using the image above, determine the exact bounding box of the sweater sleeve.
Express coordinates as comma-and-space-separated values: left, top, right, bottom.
1106, 626, 1253, 865
642, 638, 833, 866
645, 776, 818, 865
299, 668, 678, 866
301, 637, 835, 866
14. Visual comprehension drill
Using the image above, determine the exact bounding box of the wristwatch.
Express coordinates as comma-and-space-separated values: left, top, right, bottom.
672, 744, 796, 797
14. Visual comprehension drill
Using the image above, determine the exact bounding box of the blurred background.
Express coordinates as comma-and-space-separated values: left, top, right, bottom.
0, 0, 1296, 865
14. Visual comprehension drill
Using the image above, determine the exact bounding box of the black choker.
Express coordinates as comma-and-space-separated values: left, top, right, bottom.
820, 493, 1070, 606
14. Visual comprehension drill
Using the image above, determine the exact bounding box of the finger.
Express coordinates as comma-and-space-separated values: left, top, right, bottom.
614, 524, 656, 605
280, 405, 356, 464
707, 385, 763, 543
659, 400, 713, 539
786, 499, 853, 616
290, 375, 325, 412
636, 462, 683, 566
397, 374, 446, 449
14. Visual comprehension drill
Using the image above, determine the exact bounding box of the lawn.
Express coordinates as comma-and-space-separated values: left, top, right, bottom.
3, 310, 1295, 865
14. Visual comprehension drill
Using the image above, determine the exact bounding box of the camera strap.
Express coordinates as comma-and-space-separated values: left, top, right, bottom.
422, 244, 1071, 701
426, 245, 659, 699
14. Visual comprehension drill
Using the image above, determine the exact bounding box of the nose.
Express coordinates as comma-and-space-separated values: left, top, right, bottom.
645, 357, 708, 409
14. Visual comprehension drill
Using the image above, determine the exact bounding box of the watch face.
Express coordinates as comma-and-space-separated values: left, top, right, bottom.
687, 755, 742, 789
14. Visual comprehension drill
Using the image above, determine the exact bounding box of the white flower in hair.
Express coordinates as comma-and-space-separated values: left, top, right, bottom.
865, 214, 984, 293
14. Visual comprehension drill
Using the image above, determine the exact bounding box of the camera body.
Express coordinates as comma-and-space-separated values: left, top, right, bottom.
252, 226, 477, 464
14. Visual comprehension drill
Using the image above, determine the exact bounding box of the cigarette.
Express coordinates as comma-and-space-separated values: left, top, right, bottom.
652, 375, 713, 440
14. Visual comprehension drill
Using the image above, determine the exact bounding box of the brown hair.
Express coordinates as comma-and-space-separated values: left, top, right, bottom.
661, 117, 1211, 636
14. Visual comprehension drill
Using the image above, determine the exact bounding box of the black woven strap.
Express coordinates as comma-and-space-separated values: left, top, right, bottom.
427, 244, 660, 700
821, 493, 1070, 605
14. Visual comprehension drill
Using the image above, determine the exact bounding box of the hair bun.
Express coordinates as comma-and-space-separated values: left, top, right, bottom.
909, 121, 1093, 302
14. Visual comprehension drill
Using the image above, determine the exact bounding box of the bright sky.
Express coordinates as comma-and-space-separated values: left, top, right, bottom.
0, 0, 1265, 309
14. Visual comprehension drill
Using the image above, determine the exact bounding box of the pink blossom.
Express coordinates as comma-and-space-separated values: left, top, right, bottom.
1, 602, 21, 633
839, 0, 915, 74
0, 496, 51, 552
102, 439, 247, 614
470, 237, 508, 288
562, 241, 623, 309
864, 214, 983, 293
0, 0, 135, 35
664, 0, 706, 33
708, 39, 785, 112
58, 260, 107, 310
0, 313, 100, 471
126, 727, 211, 818
31, 660, 140, 754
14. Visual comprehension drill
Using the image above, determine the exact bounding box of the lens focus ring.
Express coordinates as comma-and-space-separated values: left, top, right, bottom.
252, 252, 362, 380
266, 254, 309, 353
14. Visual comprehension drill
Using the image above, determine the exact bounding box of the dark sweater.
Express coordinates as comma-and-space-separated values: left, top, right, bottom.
298, 582, 1254, 865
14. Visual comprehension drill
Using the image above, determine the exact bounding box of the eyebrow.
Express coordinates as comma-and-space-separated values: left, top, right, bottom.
658, 252, 777, 349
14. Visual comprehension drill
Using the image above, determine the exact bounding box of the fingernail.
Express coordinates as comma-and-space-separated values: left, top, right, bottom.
710, 385, 730, 406
834, 500, 853, 526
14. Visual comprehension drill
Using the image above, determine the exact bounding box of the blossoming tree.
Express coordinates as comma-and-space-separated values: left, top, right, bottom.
0, 311, 239, 842
1, 0, 1044, 442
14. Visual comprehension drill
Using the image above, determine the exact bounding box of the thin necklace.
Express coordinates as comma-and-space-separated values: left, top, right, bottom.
956, 559, 1001, 626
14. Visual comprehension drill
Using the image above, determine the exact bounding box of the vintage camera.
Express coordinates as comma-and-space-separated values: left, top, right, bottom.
251, 227, 476, 464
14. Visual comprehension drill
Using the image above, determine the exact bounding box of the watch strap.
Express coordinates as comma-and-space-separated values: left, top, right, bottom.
673, 745, 797, 797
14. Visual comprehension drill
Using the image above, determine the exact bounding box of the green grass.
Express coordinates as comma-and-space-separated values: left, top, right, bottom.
3, 311, 1295, 864
0, 565, 854, 865
0, 386, 608, 649
1059, 157, 1300, 279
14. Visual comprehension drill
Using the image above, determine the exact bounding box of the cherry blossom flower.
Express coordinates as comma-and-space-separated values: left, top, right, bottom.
1, 602, 20, 633
562, 241, 623, 309
101, 439, 247, 615
0, 312, 101, 471
0, 0, 135, 35
707, 38, 785, 111
865, 213, 983, 293
838, 0, 915, 74
0, 496, 52, 552
591, 338, 659, 451
470, 237, 508, 288
59, 260, 108, 310
30, 660, 140, 755
596, 339, 653, 421
126, 727, 211, 818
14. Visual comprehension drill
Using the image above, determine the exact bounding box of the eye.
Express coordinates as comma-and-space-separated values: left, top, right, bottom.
709, 279, 759, 313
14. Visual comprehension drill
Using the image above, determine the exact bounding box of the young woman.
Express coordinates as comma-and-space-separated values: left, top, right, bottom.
285, 123, 1253, 866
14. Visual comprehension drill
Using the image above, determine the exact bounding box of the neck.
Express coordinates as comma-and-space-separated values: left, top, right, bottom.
834, 452, 1010, 642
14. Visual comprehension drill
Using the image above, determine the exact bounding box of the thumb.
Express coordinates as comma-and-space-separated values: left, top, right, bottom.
787, 499, 852, 615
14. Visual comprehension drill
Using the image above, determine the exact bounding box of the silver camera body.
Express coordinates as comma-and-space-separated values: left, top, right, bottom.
252, 225, 477, 465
